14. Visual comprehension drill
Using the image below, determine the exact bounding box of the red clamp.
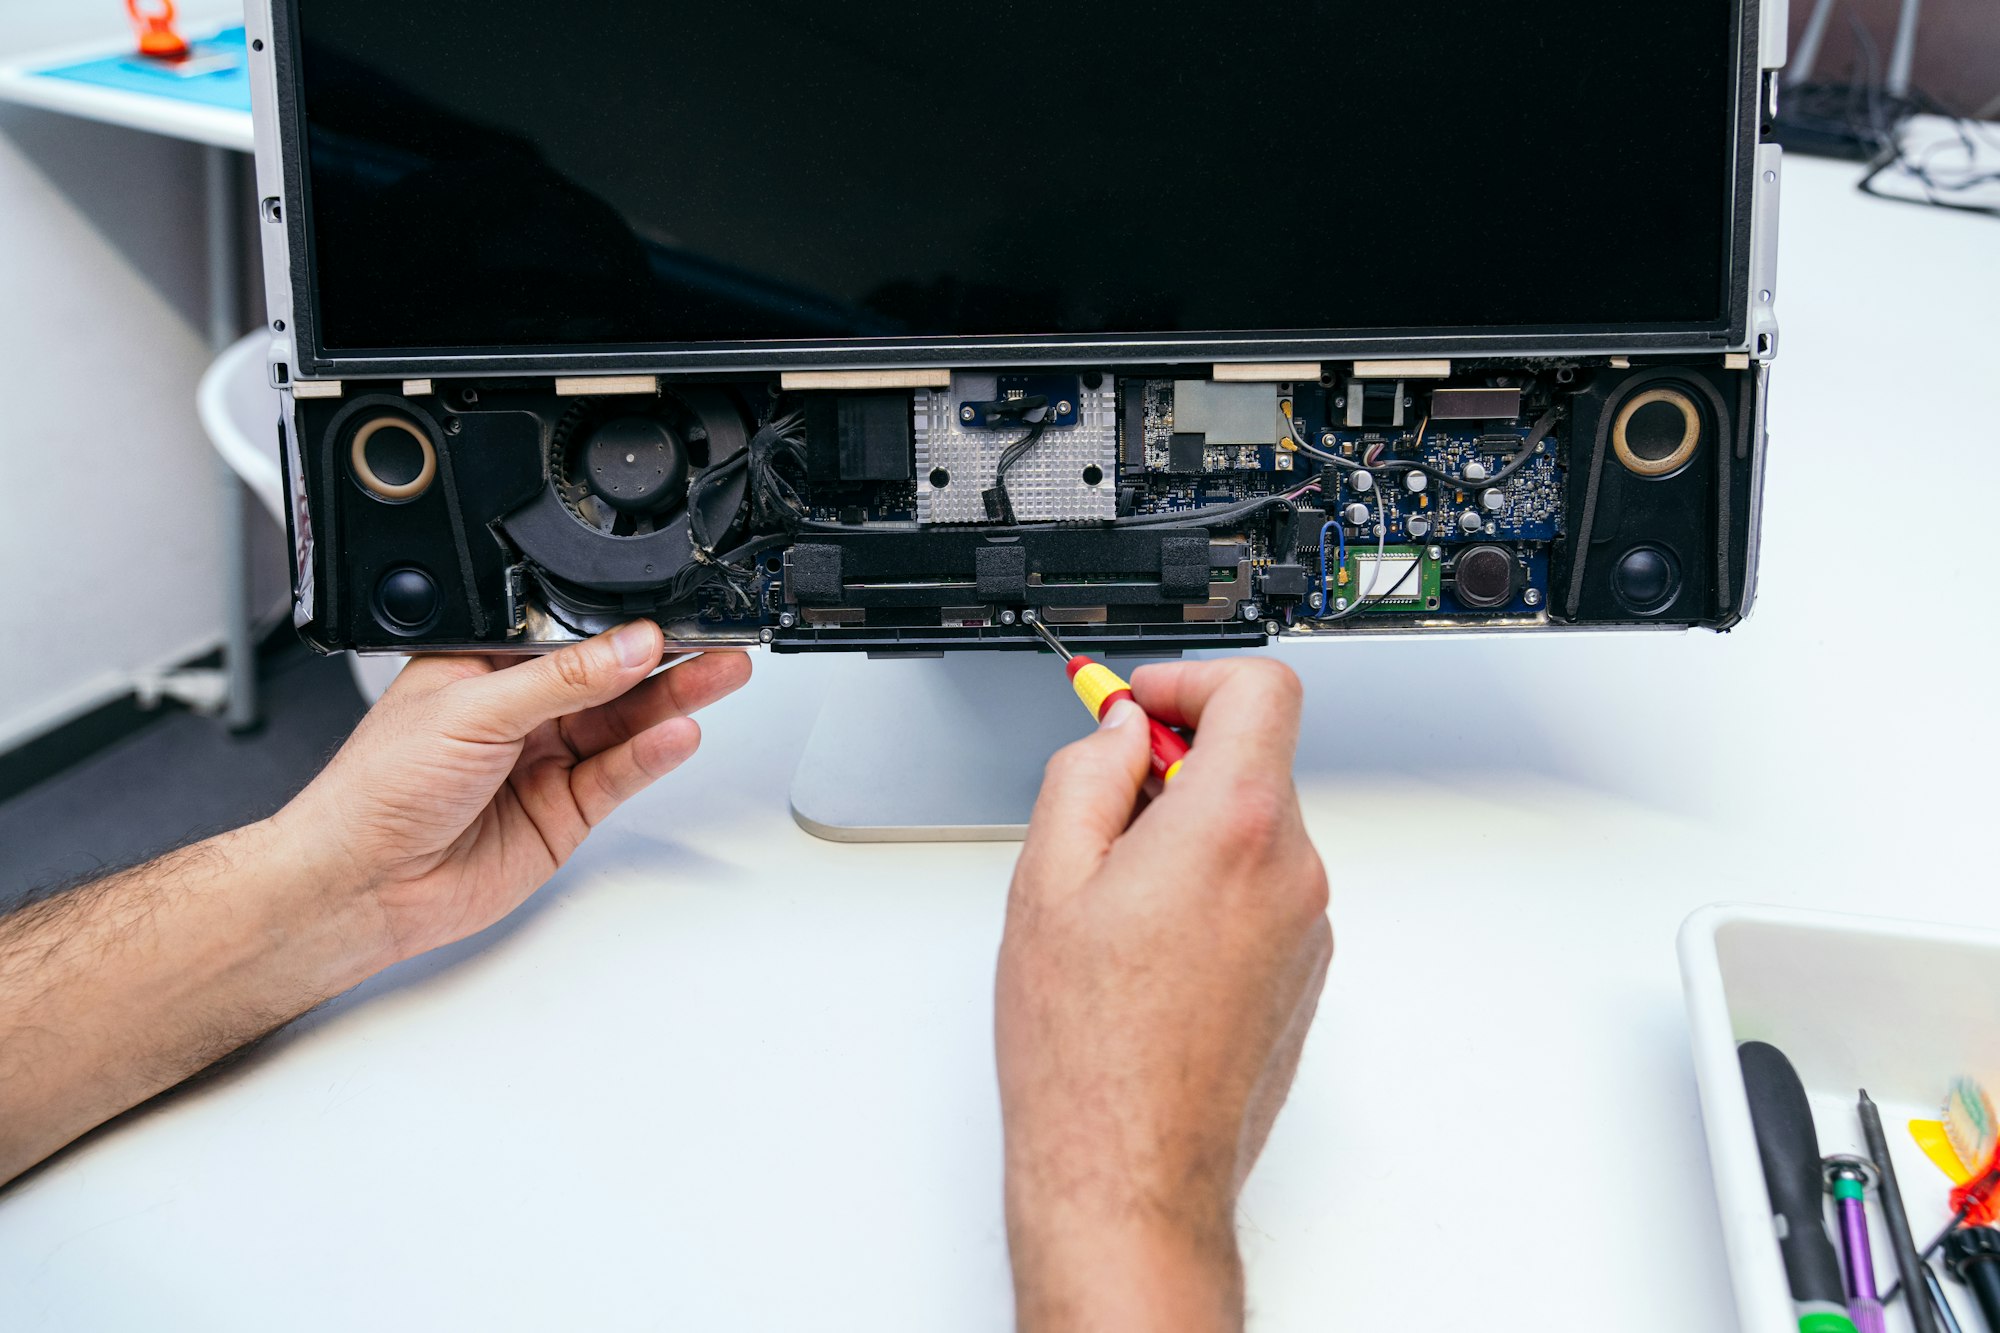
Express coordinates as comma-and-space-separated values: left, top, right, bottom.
127, 0, 191, 61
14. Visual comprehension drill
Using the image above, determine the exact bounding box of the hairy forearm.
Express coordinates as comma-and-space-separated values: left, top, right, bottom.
1005, 1134, 1245, 1333
1007, 1193, 1243, 1333
0, 816, 391, 1183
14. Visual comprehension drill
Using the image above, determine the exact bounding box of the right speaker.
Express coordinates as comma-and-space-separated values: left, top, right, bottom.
1551, 366, 1754, 628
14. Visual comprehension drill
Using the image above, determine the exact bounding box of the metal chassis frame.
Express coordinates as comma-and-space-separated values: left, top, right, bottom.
239, 0, 1784, 650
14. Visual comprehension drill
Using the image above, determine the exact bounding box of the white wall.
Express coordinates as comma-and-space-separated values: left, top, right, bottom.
0, 0, 256, 751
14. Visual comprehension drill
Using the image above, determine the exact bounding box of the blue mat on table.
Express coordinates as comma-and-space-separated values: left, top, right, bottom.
31, 25, 250, 113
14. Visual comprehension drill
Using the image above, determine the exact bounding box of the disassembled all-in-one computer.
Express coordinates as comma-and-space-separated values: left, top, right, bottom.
248, 0, 1781, 658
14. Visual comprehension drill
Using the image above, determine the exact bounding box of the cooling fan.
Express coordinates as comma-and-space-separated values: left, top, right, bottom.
498, 388, 752, 598
557, 413, 690, 537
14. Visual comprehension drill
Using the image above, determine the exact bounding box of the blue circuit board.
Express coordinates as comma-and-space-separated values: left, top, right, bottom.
1130, 381, 1563, 545
1283, 520, 1551, 622
1290, 396, 1564, 545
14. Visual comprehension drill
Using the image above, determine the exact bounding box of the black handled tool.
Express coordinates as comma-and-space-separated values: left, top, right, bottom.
1741, 1042, 1858, 1333
1945, 1228, 2000, 1331
1861, 1088, 1942, 1333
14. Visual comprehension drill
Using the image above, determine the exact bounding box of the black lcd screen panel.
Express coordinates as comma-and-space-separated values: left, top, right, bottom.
290, 0, 1741, 357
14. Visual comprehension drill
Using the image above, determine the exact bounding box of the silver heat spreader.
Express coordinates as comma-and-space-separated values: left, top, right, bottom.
914, 373, 1117, 524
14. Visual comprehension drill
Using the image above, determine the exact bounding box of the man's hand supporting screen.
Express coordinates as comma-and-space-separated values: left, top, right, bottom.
0, 621, 748, 1180
0, 630, 1330, 1330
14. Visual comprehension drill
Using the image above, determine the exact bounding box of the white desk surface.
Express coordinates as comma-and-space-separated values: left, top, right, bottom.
0, 26, 252, 152
3, 154, 1998, 1331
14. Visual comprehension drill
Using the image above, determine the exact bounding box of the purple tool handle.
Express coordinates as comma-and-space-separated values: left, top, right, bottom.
1839, 1197, 1881, 1299
1838, 1195, 1887, 1333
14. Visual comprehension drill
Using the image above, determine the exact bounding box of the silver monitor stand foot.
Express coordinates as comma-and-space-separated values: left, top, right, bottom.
790, 652, 1096, 842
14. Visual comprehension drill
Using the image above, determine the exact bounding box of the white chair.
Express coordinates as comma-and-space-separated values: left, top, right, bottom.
197, 331, 405, 703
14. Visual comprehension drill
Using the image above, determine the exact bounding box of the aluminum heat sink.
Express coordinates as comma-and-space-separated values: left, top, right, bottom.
914, 373, 1117, 524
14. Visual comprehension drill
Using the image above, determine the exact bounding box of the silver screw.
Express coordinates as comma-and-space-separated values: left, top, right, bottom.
1056, 400, 1073, 416
1239, 603, 1261, 621
1334, 597, 1350, 611
778, 612, 797, 628
999, 609, 1018, 626
1535, 441, 1546, 454
1320, 432, 1338, 450
959, 404, 976, 422
758, 627, 775, 643
1021, 609, 1039, 625
1427, 545, 1443, 561
1262, 620, 1281, 635
1309, 592, 1324, 610
1523, 588, 1542, 607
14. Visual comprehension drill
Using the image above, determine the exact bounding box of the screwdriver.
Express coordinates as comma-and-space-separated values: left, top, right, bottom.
1024, 614, 1190, 782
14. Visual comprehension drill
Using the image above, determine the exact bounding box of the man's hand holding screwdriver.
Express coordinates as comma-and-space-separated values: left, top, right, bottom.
1000, 657, 1333, 1331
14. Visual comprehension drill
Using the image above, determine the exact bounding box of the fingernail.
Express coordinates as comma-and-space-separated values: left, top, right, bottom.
612, 620, 657, 669
1101, 699, 1142, 730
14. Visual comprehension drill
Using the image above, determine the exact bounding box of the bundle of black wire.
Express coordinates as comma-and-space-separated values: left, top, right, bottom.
1779, 9, 2000, 221
689, 409, 810, 548
979, 398, 1052, 524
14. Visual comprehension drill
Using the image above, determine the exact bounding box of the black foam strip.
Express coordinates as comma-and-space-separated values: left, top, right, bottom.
790, 543, 845, 604
433, 425, 488, 636
1159, 535, 1211, 602
975, 545, 1028, 602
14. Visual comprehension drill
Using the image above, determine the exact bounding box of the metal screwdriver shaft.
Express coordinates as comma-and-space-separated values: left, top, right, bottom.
1860, 1090, 1941, 1333
1023, 615, 1190, 783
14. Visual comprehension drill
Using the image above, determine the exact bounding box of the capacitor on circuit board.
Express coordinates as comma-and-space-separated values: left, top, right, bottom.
1405, 471, 1427, 493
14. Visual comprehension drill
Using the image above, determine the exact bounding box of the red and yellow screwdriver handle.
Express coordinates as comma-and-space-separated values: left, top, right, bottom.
1064, 656, 1190, 783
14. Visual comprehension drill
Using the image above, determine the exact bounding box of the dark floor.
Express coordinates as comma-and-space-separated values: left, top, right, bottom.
0, 645, 369, 911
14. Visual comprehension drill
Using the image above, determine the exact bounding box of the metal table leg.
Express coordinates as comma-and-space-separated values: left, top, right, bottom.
205, 143, 257, 731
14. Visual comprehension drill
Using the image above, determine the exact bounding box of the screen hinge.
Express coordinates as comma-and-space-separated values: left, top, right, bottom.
1760, 0, 1788, 69
1747, 143, 1781, 361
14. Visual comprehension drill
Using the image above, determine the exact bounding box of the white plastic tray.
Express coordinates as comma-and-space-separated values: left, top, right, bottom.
1679, 903, 2000, 1333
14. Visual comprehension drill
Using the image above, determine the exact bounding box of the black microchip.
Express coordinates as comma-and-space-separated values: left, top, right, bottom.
1285, 505, 1326, 557
836, 394, 912, 481
1261, 564, 1309, 600
1169, 432, 1206, 472
1122, 384, 1147, 467
1431, 387, 1522, 421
